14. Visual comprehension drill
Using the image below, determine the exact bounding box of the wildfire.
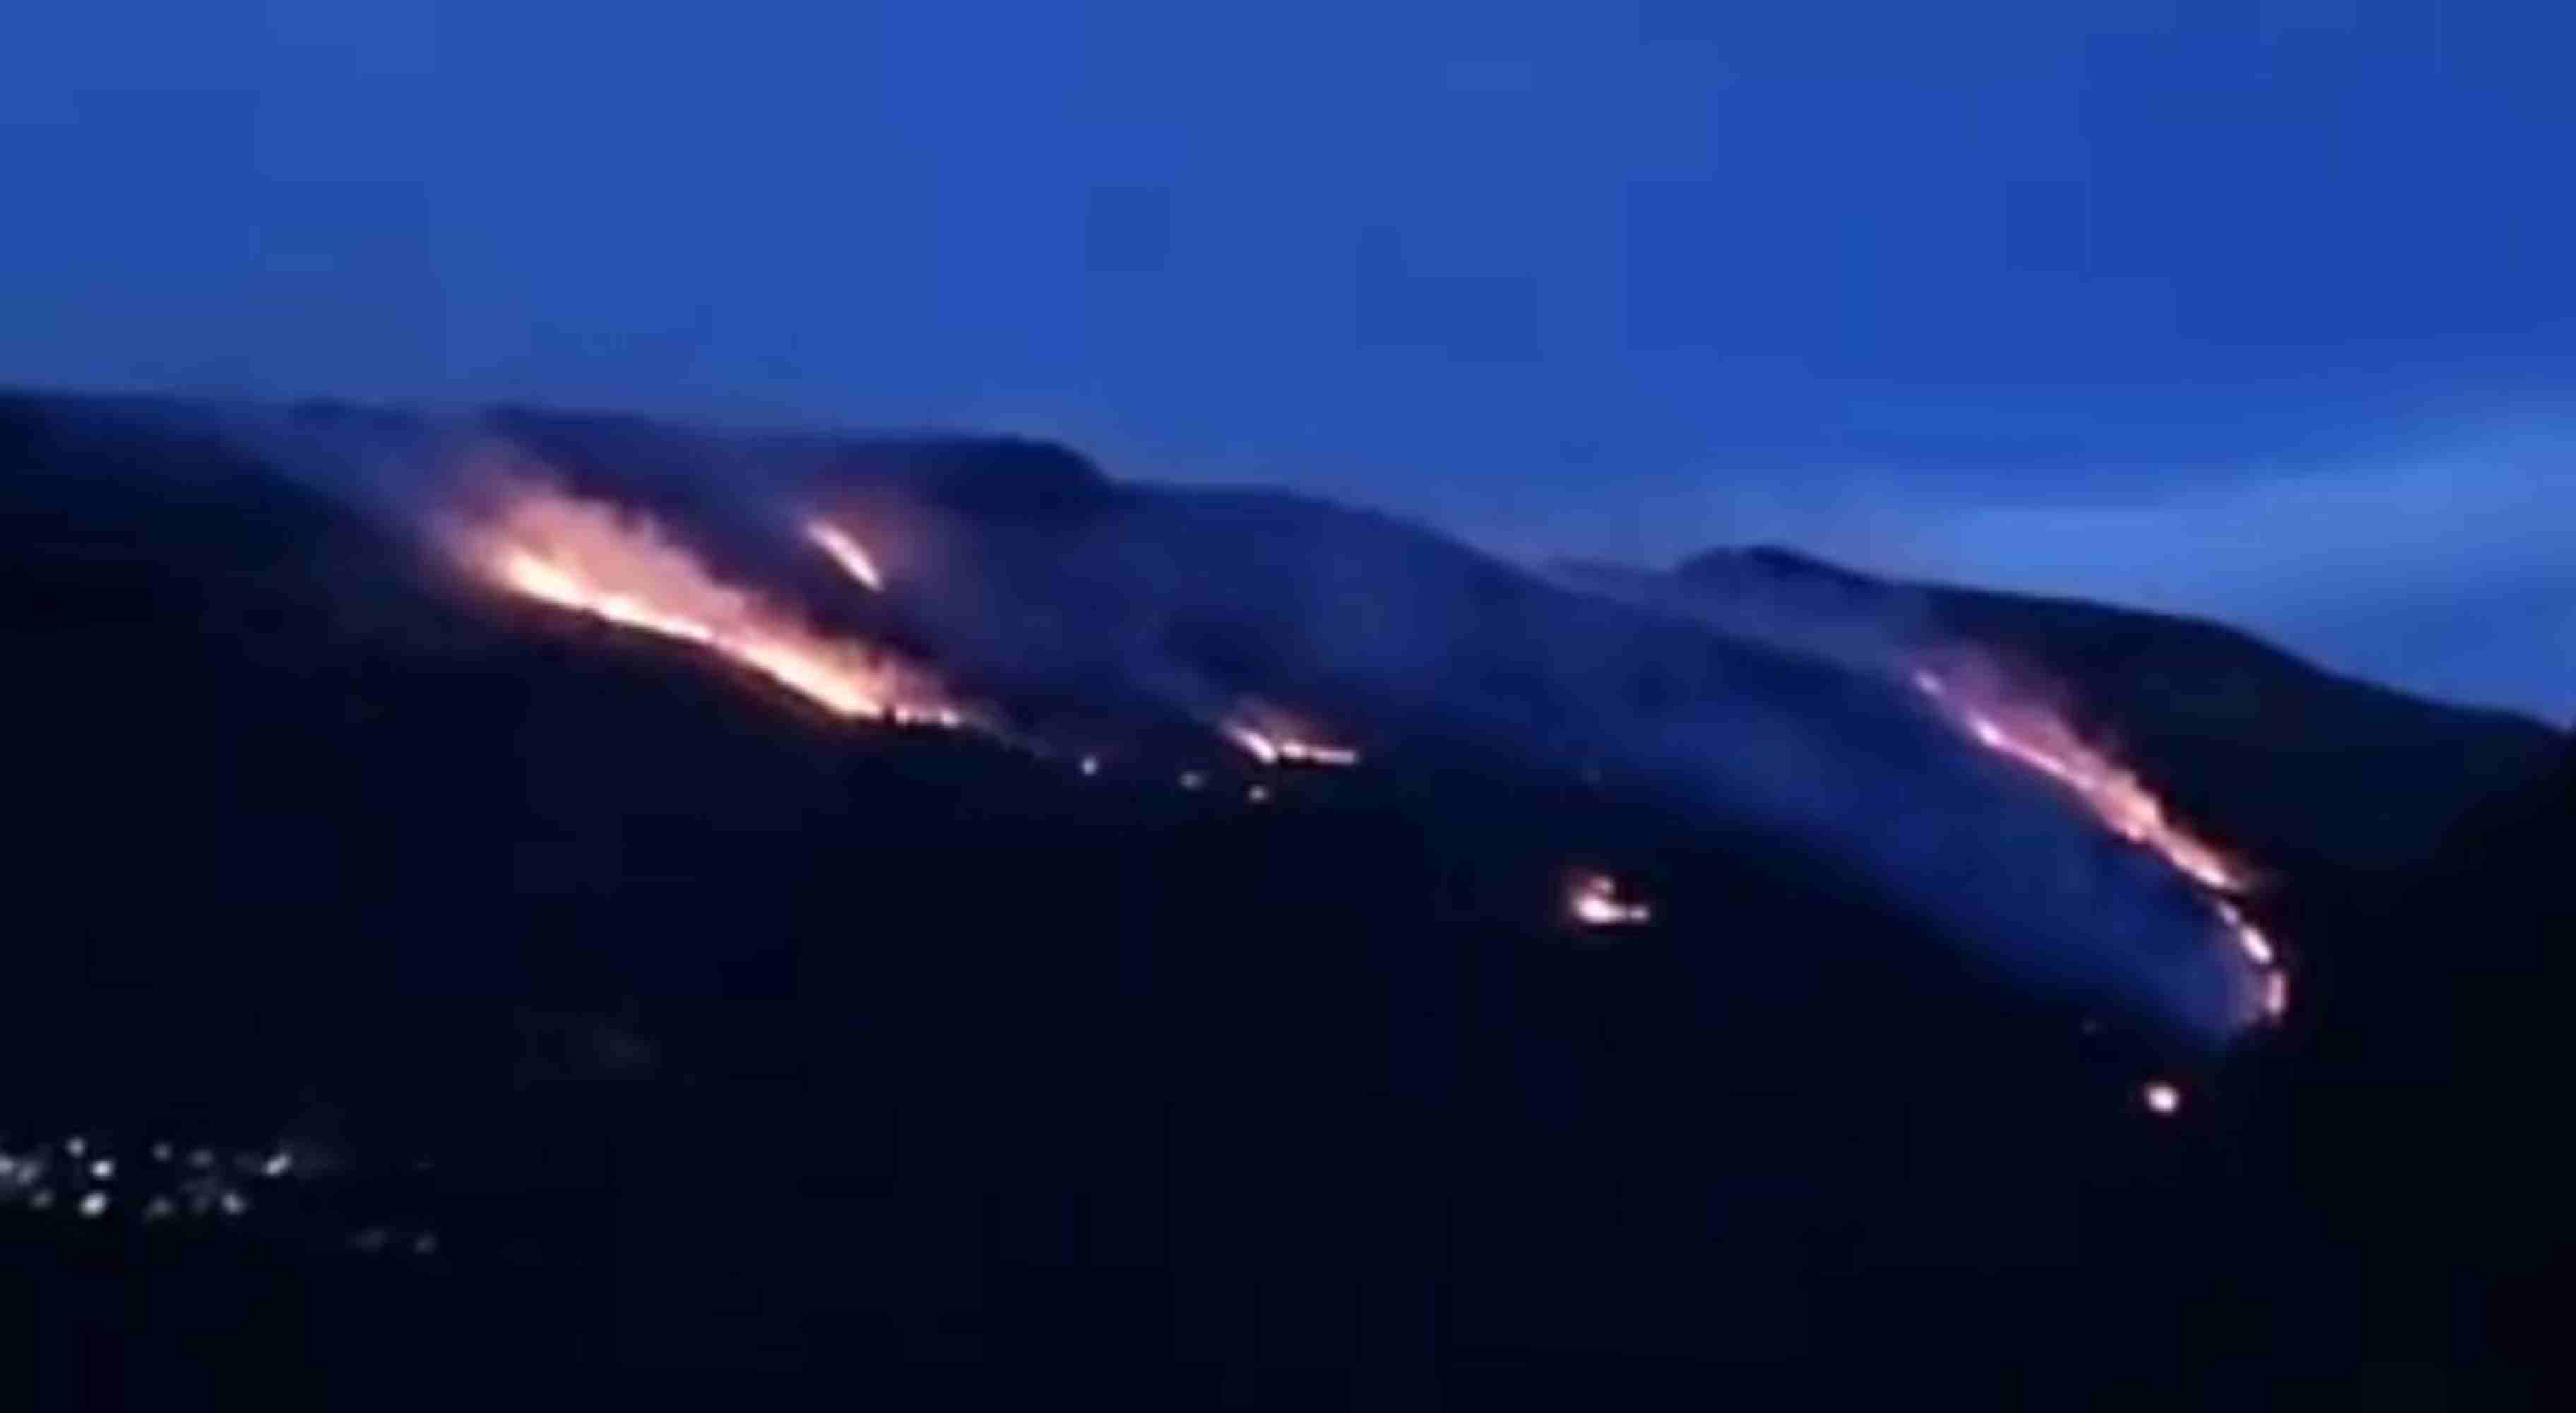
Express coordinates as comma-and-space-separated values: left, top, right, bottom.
1909, 662, 2292, 1031
450, 479, 954, 726
1910, 668, 2245, 894
1568, 873, 1654, 929
802, 519, 884, 592
1224, 722, 1361, 769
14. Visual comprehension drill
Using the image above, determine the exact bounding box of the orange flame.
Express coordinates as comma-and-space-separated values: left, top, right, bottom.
451, 479, 953, 726
1911, 662, 2291, 1029
1911, 667, 2245, 894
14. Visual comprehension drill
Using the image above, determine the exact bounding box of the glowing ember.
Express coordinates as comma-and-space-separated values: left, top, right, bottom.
451, 480, 954, 725
1225, 722, 1361, 769
802, 519, 884, 592
1568, 873, 1653, 928
2143, 1081, 2182, 1115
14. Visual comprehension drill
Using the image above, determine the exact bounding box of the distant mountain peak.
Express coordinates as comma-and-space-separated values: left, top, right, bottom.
1678, 543, 1872, 582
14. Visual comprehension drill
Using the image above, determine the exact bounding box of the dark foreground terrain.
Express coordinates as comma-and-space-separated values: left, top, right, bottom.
1, 390, 2565, 1407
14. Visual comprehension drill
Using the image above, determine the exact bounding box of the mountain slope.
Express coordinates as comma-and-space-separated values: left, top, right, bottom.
1604, 545, 2564, 884
3, 386, 2554, 1402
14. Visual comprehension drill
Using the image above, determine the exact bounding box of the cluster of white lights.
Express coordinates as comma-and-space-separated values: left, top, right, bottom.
1, 1133, 277, 1226
1, 1130, 441, 1260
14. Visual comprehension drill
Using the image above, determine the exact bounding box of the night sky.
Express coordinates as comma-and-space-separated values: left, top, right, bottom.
4, 3, 2569, 721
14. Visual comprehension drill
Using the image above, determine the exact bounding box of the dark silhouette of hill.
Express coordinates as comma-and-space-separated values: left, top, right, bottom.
2333, 736, 2571, 1393
0, 387, 2562, 1405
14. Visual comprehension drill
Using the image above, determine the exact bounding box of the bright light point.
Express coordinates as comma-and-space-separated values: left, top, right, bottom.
220, 1191, 248, 1217
802, 520, 884, 591
2143, 1082, 2182, 1116
1079, 755, 1100, 777
78, 1191, 107, 1219
88, 1159, 112, 1181
2263, 971, 2290, 1021
1227, 726, 1281, 765
1247, 784, 1271, 804
1568, 874, 1653, 928
65, 1137, 85, 1159
1180, 771, 1205, 791
1224, 718, 1359, 769
1282, 742, 1358, 767
261, 1152, 292, 1178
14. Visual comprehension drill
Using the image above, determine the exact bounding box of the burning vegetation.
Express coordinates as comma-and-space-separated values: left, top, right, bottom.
427, 452, 2279, 1052
1910, 666, 2245, 894
1910, 661, 2292, 1030
443, 476, 958, 728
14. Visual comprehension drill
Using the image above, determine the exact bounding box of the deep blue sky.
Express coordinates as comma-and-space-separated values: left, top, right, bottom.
5, 2, 2570, 721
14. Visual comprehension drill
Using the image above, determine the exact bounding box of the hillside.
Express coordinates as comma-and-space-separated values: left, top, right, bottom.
1578, 546, 2565, 885
1, 387, 2561, 1404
